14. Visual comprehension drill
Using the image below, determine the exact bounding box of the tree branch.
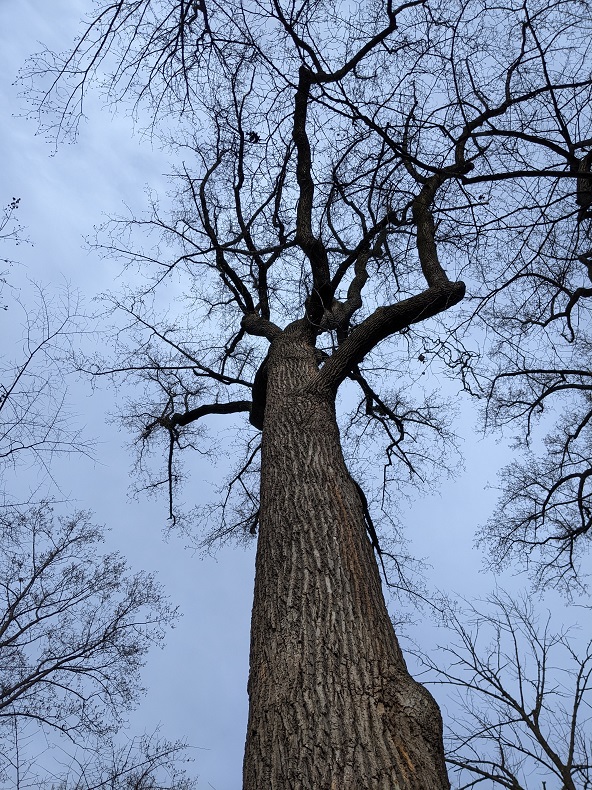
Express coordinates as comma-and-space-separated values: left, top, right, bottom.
316, 281, 465, 392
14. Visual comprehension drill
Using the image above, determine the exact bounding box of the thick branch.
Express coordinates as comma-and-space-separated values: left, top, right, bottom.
412, 178, 450, 288
316, 281, 466, 392
159, 399, 252, 429
147, 398, 253, 522
241, 311, 282, 342
293, 66, 332, 323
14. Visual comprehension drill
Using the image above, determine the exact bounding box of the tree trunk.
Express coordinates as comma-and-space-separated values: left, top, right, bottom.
243, 324, 449, 790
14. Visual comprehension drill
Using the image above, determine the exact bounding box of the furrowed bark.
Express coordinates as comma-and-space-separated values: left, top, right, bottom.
243, 323, 449, 790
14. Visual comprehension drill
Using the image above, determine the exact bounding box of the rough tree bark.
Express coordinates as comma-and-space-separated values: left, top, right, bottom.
244, 321, 448, 789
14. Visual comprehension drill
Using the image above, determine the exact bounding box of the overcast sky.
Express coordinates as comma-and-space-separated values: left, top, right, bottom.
0, 2, 560, 788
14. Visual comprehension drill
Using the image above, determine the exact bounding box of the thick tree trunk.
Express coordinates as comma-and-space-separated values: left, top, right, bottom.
243, 324, 449, 790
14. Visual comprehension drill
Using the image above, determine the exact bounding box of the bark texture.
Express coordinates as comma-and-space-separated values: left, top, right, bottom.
243, 323, 449, 790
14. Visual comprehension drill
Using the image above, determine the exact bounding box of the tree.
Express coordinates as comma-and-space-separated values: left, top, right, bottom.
0, 503, 193, 788
468, 140, 592, 590
21, 0, 592, 786
0, 506, 172, 742
0, 227, 196, 784
5, 726, 196, 789
417, 592, 592, 790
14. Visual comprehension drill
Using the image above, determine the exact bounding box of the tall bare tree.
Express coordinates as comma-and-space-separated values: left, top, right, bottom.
21, 0, 592, 786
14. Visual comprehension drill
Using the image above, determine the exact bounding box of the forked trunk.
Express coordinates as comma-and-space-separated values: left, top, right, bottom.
243, 325, 449, 789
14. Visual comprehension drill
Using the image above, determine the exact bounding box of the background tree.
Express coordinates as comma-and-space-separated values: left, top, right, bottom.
0, 222, 196, 785
0, 500, 198, 788
5, 725, 196, 789
20, 0, 592, 787
57, 731, 196, 790
417, 593, 592, 790
0, 506, 173, 746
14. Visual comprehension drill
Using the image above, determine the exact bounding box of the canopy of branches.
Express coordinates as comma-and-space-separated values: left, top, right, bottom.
21, 0, 592, 589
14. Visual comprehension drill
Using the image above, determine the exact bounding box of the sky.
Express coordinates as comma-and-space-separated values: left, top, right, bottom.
0, 2, 571, 788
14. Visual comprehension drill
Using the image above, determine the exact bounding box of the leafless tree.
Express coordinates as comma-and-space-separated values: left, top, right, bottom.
0, 506, 174, 739
468, 128, 592, 589
417, 592, 592, 790
20, 0, 592, 786
57, 731, 196, 790
1, 195, 80, 489
0, 216, 196, 787
0, 505, 183, 784
3, 726, 196, 789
